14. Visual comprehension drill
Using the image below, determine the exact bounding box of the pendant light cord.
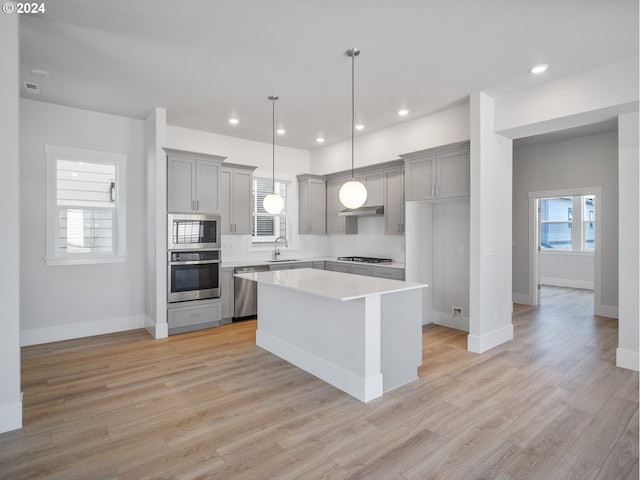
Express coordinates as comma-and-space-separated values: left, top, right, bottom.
272, 96, 276, 192
351, 51, 355, 180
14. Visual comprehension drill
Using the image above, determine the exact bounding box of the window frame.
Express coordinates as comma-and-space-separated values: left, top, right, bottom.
45, 145, 127, 266
251, 176, 289, 245
538, 194, 597, 253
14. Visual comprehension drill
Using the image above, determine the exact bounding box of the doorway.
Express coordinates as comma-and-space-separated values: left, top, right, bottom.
528, 187, 602, 313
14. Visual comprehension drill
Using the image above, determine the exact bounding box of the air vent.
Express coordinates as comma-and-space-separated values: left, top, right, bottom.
24, 82, 40, 95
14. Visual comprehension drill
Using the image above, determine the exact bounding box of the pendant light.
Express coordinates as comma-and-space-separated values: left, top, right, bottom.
339, 48, 367, 209
263, 95, 285, 214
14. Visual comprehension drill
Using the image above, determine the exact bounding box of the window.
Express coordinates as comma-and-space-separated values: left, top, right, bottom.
539, 194, 596, 252
45, 145, 127, 265
251, 177, 287, 243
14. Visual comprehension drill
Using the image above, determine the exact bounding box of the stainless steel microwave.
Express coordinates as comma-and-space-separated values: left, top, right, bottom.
168, 213, 221, 250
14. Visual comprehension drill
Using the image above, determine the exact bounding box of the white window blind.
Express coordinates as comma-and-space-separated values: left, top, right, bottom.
252, 178, 287, 242
46, 145, 127, 265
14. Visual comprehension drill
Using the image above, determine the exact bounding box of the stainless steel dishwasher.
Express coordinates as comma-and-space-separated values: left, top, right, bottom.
234, 265, 270, 320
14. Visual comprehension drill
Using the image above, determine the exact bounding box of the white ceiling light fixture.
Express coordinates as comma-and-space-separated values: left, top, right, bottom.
530, 64, 549, 74
398, 108, 409, 116
316, 137, 325, 143
263, 95, 285, 215
339, 48, 367, 210
355, 124, 365, 130
229, 117, 239, 124
276, 128, 286, 135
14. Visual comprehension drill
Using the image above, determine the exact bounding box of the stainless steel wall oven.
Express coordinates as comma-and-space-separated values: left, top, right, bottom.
167, 250, 221, 303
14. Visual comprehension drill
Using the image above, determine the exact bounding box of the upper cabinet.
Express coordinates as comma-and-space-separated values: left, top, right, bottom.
220, 164, 256, 235
383, 167, 404, 235
298, 175, 326, 234
354, 171, 384, 207
326, 178, 349, 235
165, 148, 226, 214
402, 142, 470, 201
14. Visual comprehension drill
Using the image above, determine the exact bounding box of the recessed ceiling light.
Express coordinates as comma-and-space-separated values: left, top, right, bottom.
276, 128, 286, 135
398, 109, 409, 116
355, 124, 365, 130
316, 137, 325, 143
30, 69, 50, 78
229, 118, 239, 125
530, 64, 549, 74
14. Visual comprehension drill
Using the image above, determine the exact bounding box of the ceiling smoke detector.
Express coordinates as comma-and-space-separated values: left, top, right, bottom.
24, 82, 41, 95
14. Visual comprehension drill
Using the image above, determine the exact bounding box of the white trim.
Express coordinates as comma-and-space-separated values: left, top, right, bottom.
467, 324, 514, 353
616, 348, 639, 372
45, 144, 127, 266
20, 315, 146, 346
540, 277, 594, 290
539, 250, 594, 257
0, 396, 22, 434
595, 304, 619, 319
145, 315, 168, 339
512, 292, 532, 305
528, 187, 603, 310
256, 328, 383, 403
433, 311, 469, 331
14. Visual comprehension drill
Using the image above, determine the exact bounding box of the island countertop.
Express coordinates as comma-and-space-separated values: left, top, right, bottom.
235, 267, 427, 301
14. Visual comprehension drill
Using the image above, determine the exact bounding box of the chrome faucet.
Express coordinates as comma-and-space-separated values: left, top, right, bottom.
273, 236, 288, 260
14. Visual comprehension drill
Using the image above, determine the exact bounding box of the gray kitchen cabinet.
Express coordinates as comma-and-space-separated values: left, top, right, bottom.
221, 267, 235, 322
167, 299, 222, 335
350, 264, 372, 276
362, 171, 384, 206
326, 179, 346, 234
220, 164, 256, 234
165, 148, 225, 214
370, 266, 405, 280
383, 167, 405, 235
403, 144, 470, 201
269, 262, 313, 271
325, 261, 350, 273
312, 261, 325, 270
298, 175, 326, 234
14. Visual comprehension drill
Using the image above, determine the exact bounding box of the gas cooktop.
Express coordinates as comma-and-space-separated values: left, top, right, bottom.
337, 256, 392, 264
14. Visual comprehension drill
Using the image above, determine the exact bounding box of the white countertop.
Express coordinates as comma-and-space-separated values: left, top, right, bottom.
235, 268, 427, 301
222, 256, 405, 270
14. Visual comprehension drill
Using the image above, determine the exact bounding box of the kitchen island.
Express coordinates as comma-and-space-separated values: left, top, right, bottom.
234, 268, 428, 402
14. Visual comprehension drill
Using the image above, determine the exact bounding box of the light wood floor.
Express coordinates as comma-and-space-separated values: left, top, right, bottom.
1, 287, 637, 479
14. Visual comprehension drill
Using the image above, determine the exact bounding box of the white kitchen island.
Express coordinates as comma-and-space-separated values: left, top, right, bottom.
234, 268, 428, 402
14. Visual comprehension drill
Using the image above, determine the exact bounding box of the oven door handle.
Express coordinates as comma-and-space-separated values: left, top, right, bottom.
168, 260, 221, 266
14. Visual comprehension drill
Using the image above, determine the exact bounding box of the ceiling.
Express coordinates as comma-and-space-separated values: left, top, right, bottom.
19, 0, 639, 150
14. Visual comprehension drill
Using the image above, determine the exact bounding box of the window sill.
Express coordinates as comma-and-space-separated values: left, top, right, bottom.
539, 250, 594, 257
45, 255, 127, 266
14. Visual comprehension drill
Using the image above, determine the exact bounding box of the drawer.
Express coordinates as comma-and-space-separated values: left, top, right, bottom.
168, 300, 222, 330
370, 266, 405, 280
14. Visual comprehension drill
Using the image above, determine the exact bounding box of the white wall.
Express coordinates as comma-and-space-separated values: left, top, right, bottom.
0, 7, 22, 433
469, 92, 514, 353
539, 252, 594, 290
310, 104, 470, 174
617, 111, 639, 371
512, 131, 618, 311
20, 99, 147, 345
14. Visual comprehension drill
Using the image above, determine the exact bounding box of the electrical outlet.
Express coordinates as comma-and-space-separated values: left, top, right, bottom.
452, 307, 463, 318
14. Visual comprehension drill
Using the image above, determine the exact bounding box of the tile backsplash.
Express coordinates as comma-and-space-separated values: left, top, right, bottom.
328, 216, 405, 262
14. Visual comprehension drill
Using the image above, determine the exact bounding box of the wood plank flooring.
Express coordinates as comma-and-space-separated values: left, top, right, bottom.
1, 287, 637, 479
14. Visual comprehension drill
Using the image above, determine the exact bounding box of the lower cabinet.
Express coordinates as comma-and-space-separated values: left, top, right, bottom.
270, 262, 313, 271
312, 261, 325, 270
167, 299, 223, 335
370, 265, 405, 280
325, 261, 404, 279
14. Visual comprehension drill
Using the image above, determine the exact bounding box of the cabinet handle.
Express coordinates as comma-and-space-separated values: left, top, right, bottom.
192, 200, 195, 211
431, 185, 435, 197
436, 185, 440, 197
196, 200, 200, 211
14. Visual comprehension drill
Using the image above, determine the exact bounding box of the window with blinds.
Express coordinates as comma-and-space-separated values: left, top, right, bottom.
45, 145, 127, 265
252, 178, 287, 243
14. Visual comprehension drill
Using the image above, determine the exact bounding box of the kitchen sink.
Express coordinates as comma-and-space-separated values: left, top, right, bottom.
266, 259, 300, 262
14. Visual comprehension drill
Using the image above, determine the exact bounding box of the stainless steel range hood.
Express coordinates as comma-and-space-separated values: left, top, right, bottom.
338, 205, 384, 216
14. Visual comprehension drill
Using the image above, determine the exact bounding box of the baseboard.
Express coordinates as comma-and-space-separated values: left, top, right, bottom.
616, 348, 639, 372
512, 292, 533, 305
256, 329, 383, 402
540, 277, 594, 290
595, 304, 618, 319
145, 316, 168, 339
0, 395, 22, 433
467, 324, 514, 353
433, 311, 469, 331
21, 315, 146, 346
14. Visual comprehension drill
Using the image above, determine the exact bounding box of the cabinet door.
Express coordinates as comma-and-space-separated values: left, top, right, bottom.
312, 261, 325, 270
370, 266, 405, 280
326, 180, 345, 234
269, 264, 291, 271
298, 179, 310, 234
333, 263, 351, 274
405, 156, 436, 201
219, 167, 233, 234
350, 265, 371, 276
384, 167, 405, 235
167, 157, 195, 213
291, 262, 313, 269
221, 268, 234, 320
363, 172, 384, 206
437, 149, 470, 199
308, 179, 326, 234
196, 161, 220, 213
232, 169, 252, 234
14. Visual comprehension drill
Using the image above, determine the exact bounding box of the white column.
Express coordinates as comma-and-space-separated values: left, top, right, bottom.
0, 5, 23, 433
468, 92, 514, 353
617, 111, 639, 371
